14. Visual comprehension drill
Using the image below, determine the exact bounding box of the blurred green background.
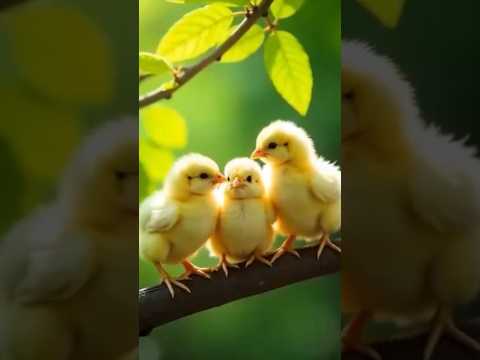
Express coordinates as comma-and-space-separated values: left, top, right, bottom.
140, 1, 340, 359
0, 0, 137, 236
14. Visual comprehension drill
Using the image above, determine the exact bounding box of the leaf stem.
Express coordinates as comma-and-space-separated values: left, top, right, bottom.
139, 0, 275, 108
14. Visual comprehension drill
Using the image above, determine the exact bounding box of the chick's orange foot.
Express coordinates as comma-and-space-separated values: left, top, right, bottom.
317, 233, 341, 259
424, 307, 480, 360
245, 253, 272, 268
178, 260, 211, 280
154, 262, 191, 299
342, 311, 381, 360
271, 235, 300, 263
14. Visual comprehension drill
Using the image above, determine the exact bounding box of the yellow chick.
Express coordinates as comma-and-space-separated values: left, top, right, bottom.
0, 119, 138, 360
251, 120, 341, 262
139, 154, 225, 298
208, 158, 275, 276
342, 41, 480, 360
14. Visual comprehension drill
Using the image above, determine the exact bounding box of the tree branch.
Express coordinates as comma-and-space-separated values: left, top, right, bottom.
343, 319, 480, 360
139, 245, 340, 336
138, 0, 274, 108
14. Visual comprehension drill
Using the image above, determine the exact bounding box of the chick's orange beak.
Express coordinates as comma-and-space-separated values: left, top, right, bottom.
212, 173, 226, 185
231, 177, 243, 188
251, 149, 268, 159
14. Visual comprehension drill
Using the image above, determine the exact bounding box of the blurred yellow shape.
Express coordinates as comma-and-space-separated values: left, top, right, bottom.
357, 0, 406, 28
5, 5, 113, 105
0, 88, 80, 179
139, 138, 175, 183
141, 105, 187, 149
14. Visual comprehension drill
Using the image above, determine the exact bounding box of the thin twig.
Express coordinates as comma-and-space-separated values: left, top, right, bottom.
139, 245, 340, 336
139, 0, 274, 108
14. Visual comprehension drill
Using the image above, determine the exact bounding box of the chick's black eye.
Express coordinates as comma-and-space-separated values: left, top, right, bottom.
246, 175, 252, 183
268, 142, 277, 149
227, 177, 230, 182
200, 173, 209, 179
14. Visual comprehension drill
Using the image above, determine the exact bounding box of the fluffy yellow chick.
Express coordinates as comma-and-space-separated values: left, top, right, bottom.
251, 120, 341, 262
139, 154, 225, 298
342, 41, 480, 360
208, 158, 275, 276
0, 119, 138, 360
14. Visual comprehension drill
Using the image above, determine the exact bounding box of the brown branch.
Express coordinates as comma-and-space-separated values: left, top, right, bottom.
343, 319, 480, 360
139, 245, 340, 336
139, 0, 274, 108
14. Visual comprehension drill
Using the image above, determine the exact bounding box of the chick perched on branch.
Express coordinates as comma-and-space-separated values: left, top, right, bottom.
139, 154, 225, 298
0, 119, 138, 360
342, 41, 480, 360
252, 120, 341, 262
208, 158, 275, 276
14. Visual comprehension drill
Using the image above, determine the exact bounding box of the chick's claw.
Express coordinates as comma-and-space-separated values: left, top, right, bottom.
245, 253, 272, 268
162, 277, 191, 299
155, 262, 191, 298
271, 235, 300, 263
215, 255, 239, 277
424, 307, 480, 360
317, 233, 342, 259
179, 260, 211, 280
342, 343, 382, 360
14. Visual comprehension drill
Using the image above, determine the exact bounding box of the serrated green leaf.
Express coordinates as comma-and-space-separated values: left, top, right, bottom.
221, 24, 264, 63
139, 52, 171, 75
264, 31, 312, 116
357, 0, 406, 28
158, 4, 234, 62
271, 0, 304, 19
141, 106, 187, 149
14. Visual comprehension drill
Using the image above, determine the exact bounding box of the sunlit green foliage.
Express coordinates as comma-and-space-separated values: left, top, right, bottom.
264, 30, 312, 115
140, 0, 340, 359
140, 0, 314, 116
158, 4, 234, 62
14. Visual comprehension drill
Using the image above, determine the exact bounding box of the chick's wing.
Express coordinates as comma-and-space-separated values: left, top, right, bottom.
11, 207, 95, 304
141, 192, 179, 233
311, 159, 341, 203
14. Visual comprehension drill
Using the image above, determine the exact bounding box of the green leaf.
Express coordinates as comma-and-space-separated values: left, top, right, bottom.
139, 52, 172, 75
141, 106, 187, 149
264, 31, 312, 116
357, 0, 406, 28
270, 0, 305, 19
221, 24, 264, 63
158, 4, 234, 62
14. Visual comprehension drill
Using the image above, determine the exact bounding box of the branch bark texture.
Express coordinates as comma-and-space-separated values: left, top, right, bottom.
139, 0, 274, 108
139, 245, 340, 336
343, 319, 480, 360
